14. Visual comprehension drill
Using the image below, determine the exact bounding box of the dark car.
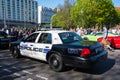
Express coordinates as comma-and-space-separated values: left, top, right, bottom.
10, 30, 108, 72
0, 31, 9, 49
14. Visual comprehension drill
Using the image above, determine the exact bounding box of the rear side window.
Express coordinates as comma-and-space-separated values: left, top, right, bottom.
25, 33, 39, 42
59, 32, 83, 43
38, 33, 52, 44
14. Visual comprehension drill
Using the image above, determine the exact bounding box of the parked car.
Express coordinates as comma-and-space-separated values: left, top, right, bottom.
10, 30, 107, 72
97, 36, 120, 48
0, 31, 9, 48
82, 32, 118, 41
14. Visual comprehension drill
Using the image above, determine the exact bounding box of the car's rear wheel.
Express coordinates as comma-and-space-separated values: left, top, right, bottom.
48, 53, 65, 72
11, 46, 21, 58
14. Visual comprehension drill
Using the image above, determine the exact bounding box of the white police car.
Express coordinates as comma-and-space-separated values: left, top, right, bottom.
10, 30, 107, 72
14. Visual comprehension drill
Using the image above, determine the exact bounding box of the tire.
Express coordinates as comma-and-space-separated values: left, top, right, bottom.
11, 46, 21, 59
48, 53, 65, 72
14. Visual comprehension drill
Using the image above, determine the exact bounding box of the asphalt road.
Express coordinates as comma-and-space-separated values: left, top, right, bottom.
0, 49, 120, 80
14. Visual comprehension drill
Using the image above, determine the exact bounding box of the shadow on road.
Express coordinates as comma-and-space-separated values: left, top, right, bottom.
0, 62, 36, 80
74, 58, 115, 75
0, 48, 9, 50
28, 57, 115, 74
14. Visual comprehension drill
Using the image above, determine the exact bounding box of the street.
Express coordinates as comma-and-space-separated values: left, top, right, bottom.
0, 49, 120, 80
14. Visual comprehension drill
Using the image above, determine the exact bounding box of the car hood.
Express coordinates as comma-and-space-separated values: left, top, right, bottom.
68, 40, 103, 55
11, 41, 21, 45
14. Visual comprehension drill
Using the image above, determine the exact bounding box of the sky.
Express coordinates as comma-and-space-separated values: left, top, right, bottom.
36, 0, 120, 8
36, 0, 64, 8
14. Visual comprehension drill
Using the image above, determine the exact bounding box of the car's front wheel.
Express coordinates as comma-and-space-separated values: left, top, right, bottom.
11, 46, 21, 58
48, 53, 65, 72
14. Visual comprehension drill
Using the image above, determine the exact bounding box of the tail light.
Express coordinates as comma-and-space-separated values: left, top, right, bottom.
81, 48, 91, 57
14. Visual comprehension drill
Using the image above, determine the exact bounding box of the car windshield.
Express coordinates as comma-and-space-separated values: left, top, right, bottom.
59, 32, 83, 43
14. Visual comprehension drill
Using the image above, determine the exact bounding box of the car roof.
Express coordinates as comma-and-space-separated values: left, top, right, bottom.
34, 30, 70, 34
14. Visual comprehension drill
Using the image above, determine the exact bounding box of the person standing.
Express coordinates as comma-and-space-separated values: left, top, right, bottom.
102, 26, 114, 51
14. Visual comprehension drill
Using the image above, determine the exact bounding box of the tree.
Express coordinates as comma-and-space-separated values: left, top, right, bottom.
71, 0, 120, 28
52, 0, 75, 29
115, 8, 120, 25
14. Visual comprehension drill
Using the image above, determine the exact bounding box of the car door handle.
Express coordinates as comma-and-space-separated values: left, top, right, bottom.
45, 46, 49, 48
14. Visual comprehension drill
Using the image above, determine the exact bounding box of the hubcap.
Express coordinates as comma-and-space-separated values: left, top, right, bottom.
51, 55, 60, 68
53, 59, 58, 66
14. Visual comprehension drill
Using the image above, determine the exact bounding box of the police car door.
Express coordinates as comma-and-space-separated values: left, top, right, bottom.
20, 33, 39, 57
34, 33, 52, 61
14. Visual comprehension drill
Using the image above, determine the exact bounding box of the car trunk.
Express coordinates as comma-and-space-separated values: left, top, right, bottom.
77, 40, 104, 57
54, 40, 104, 57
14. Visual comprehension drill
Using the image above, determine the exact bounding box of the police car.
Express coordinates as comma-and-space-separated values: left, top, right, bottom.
10, 30, 107, 72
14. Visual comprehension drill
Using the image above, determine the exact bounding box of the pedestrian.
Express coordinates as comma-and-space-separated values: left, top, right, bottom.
69, 27, 75, 32
9, 28, 16, 41
76, 25, 83, 36
87, 28, 92, 34
102, 26, 114, 51
18, 30, 23, 40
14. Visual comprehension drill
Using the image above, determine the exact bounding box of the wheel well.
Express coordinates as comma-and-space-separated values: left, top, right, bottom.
12, 45, 20, 53
46, 51, 61, 62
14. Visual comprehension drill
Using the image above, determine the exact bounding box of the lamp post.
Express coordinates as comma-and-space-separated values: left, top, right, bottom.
50, 21, 52, 30
4, 0, 6, 28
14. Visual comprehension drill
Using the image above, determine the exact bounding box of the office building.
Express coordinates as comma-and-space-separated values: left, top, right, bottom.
38, 6, 56, 26
0, 0, 38, 28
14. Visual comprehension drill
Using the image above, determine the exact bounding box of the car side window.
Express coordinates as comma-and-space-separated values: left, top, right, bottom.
38, 33, 52, 44
25, 33, 39, 42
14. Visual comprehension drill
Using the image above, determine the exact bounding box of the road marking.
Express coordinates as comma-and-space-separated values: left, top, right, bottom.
0, 49, 9, 52
27, 78, 33, 80
3, 69, 12, 73
22, 70, 33, 75
0, 75, 10, 80
12, 66, 20, 70
36, 74, 48, 80
13, 73, 21, 76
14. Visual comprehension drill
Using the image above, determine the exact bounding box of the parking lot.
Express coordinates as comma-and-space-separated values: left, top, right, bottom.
0, 49, 120, 80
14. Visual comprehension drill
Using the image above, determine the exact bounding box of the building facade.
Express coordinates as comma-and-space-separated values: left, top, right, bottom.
0, 0, 38, 28
38, 6, 56, 26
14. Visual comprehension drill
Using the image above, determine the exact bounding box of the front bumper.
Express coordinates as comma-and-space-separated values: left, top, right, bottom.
62, 50, 108, 68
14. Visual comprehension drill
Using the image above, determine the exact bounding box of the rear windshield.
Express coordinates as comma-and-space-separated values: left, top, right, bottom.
59, 32, 83, 43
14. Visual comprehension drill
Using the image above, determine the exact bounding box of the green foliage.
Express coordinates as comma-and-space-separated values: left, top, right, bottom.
71, 0, 120, 28
52, 0, 120, 29
52, 0, 74, 29
117, 12, 120, 23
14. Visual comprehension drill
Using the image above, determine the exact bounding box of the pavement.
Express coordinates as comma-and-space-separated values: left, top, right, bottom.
0, 49, 120, 80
